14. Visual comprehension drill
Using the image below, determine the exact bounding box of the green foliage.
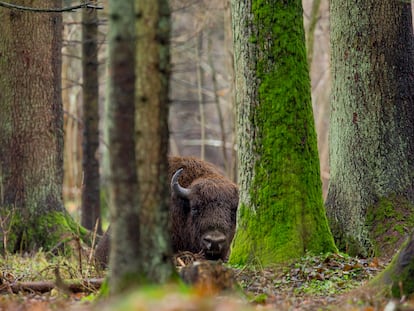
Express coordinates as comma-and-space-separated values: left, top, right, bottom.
249, 293, 267, 304
98, 278, 110, 298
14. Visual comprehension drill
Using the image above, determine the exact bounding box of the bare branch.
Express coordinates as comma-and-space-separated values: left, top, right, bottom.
0, 1, 103, 13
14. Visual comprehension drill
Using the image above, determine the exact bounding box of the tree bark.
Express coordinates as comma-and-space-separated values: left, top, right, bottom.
370, 231, 414, 298
135, 0, 174, 282
81, 1, 102, 234
0, 0, 83, 252
327, 0, 414, 257
229, 0, 336, 266
107, 0, 140, 293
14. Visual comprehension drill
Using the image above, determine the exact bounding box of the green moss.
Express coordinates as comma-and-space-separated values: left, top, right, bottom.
250, 293, 268, 304
100, 188, 110, 229
230, 0, 336, 266
329, 195, 414, 258
0, 205, 90, 254
366, 196, 414, 257
394, 224, 405, 235
370, 236, 414, 298
391, 271, 414, 298
97, 278, 110, 298
390, 252, 414, 298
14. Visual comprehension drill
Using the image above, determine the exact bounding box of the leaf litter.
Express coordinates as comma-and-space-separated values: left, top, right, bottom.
2, 252, 414, 310
235, 253, 387, 310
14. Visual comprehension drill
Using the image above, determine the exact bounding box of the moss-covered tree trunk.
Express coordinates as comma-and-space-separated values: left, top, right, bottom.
81, 1, 102, 234
327, 0, 414, 257
370, 230, 414, 298
107, 0, 140, 293
0, 0, 83, 253
229, 0, 336, 266
134, 0, 173, 282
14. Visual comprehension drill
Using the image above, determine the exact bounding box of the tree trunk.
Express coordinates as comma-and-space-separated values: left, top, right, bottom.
327, 0, 414, 257
62, 8, 83, 210
107, 0, 140, 293
81, 1, 102, 234
0, 0, 84, 253
229, 0, 336, 266
135, 0, 174, 282
224, 0, 237, 182
106, 0, 174, 290
370, 230, 414, 298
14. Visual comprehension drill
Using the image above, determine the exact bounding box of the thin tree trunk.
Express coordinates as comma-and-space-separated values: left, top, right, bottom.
81, 1, 101, 234
107, 0, 140, 293
62, 9, 83, 210
135, 0, 174, 282
306, 0, 322, 66
224, 0, 237, 182
196, 32, 206, 160
207, 30, 229, 176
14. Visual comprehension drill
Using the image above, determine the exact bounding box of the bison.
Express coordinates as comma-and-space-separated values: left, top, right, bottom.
94, 156, 239, 267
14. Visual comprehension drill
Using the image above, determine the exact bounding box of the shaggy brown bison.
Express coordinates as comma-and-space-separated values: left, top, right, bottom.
95, 156, 239, 267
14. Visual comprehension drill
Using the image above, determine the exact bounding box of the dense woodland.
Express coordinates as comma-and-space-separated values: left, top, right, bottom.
0, 0, 414, 310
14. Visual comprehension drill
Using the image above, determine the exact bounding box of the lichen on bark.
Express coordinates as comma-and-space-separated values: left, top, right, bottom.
366, 196, 414, 258
326, 0, 414, 256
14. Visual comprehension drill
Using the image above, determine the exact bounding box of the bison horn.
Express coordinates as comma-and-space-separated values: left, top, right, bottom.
171, 168, 191, 199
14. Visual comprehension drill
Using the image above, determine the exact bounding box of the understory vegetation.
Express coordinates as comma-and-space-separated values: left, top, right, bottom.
1, 251, 412, 310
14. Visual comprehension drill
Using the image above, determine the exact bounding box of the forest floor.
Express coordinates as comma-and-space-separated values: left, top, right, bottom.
0, 251, 413, 311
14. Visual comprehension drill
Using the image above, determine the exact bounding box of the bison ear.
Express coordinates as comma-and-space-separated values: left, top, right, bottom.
171, 168, 191, 199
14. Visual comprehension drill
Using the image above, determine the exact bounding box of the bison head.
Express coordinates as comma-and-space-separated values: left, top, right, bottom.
171, 168, 238, 260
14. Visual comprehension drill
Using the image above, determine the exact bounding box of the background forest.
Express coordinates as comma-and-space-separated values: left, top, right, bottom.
1, 0, 414, 310
62, 0, 331, 211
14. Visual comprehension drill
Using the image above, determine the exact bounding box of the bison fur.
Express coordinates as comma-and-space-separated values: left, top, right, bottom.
95, 156, 239, 267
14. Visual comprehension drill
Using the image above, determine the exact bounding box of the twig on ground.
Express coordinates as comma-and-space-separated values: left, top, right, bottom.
0, 278, 104, 294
